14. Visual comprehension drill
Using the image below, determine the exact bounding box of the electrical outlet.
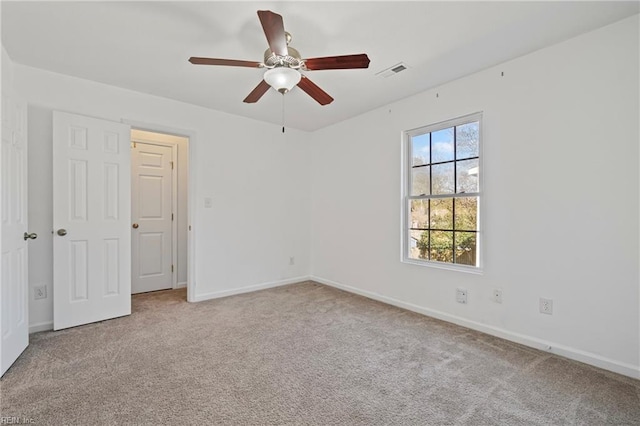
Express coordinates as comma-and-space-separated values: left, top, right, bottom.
289, 256, 295, 265
34, 285, 47, 300
456, 288, 467, 304
539, 298, 553, 315
492, 289, 503, 304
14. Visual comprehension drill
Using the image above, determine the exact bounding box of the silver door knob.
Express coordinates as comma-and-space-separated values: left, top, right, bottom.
57, 229, 67, 236
24, 232, 37, 241
132, 223, 139, 229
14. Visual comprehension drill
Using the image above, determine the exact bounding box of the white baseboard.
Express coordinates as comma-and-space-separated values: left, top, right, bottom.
175, 281, 187, 289
191, 276, 311, 303
311, 275, 640, 380
29, 321, 53, 334
27, 277, 310, 332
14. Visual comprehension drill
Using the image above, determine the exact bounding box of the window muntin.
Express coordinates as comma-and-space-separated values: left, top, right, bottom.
405, 114, 481, 269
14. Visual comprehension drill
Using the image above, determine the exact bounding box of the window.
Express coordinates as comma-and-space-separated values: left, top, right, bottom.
403, 113, 481, 270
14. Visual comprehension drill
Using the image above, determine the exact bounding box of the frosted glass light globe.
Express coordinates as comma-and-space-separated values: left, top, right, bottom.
263, 67, 301, 94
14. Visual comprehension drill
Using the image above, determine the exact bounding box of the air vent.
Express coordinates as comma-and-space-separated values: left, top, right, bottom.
376, 62, 408, 78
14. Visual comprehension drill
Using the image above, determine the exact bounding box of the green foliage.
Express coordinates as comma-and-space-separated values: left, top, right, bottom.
415, 196, 477, 265
417, 232, 429, 258
416, 230, 476, 264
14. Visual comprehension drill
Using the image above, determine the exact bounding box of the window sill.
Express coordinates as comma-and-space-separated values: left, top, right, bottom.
402, 258, 483, 275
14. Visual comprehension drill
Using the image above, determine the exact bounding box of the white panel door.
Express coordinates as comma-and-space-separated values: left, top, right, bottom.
0, 94, 29, 376
131, 143, 173, 294
53, 111, 131, 330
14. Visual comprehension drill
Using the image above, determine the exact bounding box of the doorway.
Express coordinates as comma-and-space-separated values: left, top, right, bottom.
50, 113, 195, 332
130, 129, 189, 296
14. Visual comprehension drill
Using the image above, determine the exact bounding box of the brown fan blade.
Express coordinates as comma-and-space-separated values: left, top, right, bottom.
303, 54, 370, 70
189, 57, 262, 68
297, 75, 334, 105
257, 10, 288, 57
243, 80, 271, 103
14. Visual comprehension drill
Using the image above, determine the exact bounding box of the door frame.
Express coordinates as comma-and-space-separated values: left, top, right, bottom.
124, 119, 195, 302
130, 139, 178, 291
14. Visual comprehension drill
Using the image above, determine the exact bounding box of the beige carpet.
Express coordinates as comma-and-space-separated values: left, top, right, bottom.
1, 281, 639, 425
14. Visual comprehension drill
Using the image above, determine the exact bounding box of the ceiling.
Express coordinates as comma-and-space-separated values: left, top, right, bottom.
2, 1, 638, 132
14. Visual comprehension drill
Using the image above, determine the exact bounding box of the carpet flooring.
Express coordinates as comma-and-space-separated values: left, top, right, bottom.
1, 281, 639, 425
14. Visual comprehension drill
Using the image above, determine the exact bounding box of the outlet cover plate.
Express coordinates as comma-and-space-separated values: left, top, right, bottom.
456, 288, 467, 304
34, 285, 47, 300
539, 298, 553, 315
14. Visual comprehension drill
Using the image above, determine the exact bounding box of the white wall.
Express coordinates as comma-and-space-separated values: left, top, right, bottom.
1, 47, 14, 93
15, 65, 311, 330
310, 15, 640, 378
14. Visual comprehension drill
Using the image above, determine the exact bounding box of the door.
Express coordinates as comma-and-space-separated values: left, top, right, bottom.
53, 111, 131, 331
131, 143, 173, 294
1, 95, 29, 376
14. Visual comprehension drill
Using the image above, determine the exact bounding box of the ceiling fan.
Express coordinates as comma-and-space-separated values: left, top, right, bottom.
188, 10, 370, 106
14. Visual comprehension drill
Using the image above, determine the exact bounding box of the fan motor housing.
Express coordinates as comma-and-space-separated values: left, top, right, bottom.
264, 46, 302, 69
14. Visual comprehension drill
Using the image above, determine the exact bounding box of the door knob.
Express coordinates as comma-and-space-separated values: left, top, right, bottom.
57, 229, 67, 236
132, 223, 139, 229
24, 232, 37, 241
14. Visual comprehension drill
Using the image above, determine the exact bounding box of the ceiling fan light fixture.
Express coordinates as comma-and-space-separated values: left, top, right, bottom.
263, 67, 301, 94
189, 10, 368, 105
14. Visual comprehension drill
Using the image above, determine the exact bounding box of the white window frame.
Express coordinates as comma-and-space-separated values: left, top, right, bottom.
401, 112, 483, 273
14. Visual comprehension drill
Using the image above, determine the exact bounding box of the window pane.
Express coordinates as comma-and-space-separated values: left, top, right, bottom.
430, 198, 453, 230
455, 232, 477, 266
409, 230, 429, 260
456, 122, 479, 159
456, 159, 479, 193
410, 167, 430, 196
409, 199, 429, 229
431, 127, 454, 163
432, 162, 454, 194
404, 116, 481, 268
411, 134, 430, 166
430, 231, 453, 263
454, 197, 477, 231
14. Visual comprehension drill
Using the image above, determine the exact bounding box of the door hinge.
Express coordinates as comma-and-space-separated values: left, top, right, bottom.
171, 265, 174, 273
171, 213, 174, 221
132, 141, 136, 148
170, 161, 174, 170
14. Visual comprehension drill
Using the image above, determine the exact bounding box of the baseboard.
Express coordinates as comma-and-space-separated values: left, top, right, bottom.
175, 281, 187, 289
311, 275, 640, 380
192, 276, 311, 303
29, 321, 53, 334
28, 278, 310, 331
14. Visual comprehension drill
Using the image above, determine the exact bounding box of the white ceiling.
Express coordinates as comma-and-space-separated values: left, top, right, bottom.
2, 1, 638, 131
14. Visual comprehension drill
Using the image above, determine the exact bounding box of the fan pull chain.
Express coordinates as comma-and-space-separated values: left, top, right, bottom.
282, 93, 285, 133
